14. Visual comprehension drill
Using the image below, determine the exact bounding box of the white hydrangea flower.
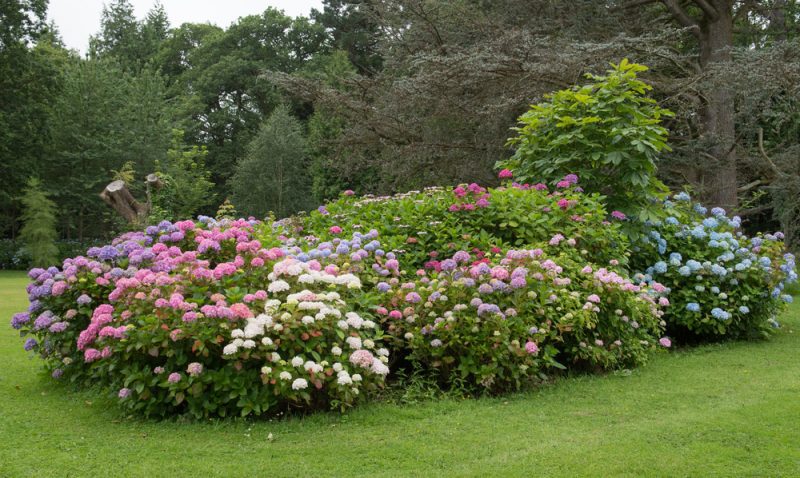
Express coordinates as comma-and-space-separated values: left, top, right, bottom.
337, 320, 349, 330
242, 339, 256, 349
265, 300, 281, 312
298, 274, 314, 284
223, 344, 238, 355
268, 280, 290, 293
301, 315, 315, 325
291, 356, 304, 367
270, 352, 281, 362
260, 366, 272, 374
231, 329, 245, 338
337, 373, 352, 385
261, 337, 273, 346
377, 348, 389, 357
371, 358, 389, 376
333, 362, 343, 372
345, 336, 362, 349
346, 313, 364, 329
351, 374, 362, 382
332, 346, 342, 356
362, 320, 376, 329
232, 338, 244, 347
292, 378, 308, 390
279, 371, 292, 380
363, 339, 375, 349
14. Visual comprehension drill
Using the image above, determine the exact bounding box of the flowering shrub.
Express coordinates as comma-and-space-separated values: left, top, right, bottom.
298, 175, 629, 272
10, 180, 797, 417
375, 242, 667, 392
13, 218, 392, 417
633, 193, 797, 338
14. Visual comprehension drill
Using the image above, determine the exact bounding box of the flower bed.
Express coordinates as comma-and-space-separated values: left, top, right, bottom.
10, 178, 797, 418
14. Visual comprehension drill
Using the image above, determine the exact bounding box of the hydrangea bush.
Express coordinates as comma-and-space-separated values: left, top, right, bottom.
633, 193, 797, 338
375, 243, 668, 392
10, 176, 797, 418
298, 175, 630, 270
13, 219, 393, 417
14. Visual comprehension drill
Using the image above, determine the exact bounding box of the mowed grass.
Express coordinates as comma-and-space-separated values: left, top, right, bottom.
1, 270, 799, 477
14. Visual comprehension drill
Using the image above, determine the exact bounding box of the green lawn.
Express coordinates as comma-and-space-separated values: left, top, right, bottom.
1, 270, 799, 477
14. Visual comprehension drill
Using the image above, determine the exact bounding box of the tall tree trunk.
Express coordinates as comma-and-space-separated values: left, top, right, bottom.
697, 1, 737, 210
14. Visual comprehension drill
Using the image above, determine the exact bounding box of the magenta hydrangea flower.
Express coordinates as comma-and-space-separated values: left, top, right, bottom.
525, 341, 539, 355
329, 226, 342, 235
611, 210, 627, 220
498, 169, 513, 179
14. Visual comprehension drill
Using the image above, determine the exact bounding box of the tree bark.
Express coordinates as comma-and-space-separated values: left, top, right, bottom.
697, 0, 737, 210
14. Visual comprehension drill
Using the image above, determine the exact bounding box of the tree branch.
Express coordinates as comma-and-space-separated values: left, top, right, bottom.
661, 0, 701, 37
691, 0, 720, 20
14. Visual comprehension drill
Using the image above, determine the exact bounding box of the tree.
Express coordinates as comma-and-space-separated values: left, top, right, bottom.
230, 106, 314, 218
90, 0, 168, 71
18, 178, 59, 267
0, 2, 65, 238
311, 0, 383, 75
47, 57, 171, 239
149, 129, 215, 221
157, 10, 329, 202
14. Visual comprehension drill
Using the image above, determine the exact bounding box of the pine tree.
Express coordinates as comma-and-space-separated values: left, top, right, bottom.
19, 178, 59, 267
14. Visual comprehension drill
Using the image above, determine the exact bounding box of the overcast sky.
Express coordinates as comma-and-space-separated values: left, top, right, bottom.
48, 0, 324, 54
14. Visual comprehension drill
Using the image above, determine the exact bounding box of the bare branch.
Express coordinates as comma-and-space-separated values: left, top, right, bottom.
691, 0, 720, 20
661, 0, 701, 37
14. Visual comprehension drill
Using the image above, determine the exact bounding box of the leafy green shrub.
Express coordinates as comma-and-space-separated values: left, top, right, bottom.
375, 243, 667, 392
633, 192, 797, 339
498, 59, 673, 220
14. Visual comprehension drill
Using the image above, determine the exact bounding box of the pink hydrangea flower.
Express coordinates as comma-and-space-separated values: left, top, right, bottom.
329, 226, 342, 235
349, 349, 375, 368
498, 169, 513, 179
659, 337, 672, 348
168, 372, 181, 383
525, 341, 539, 355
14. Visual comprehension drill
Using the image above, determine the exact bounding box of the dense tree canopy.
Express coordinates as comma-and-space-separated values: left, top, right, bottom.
1, 0, 799, 253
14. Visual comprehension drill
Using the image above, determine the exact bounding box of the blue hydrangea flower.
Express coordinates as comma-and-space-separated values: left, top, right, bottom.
710, 286, 720, 294
678, 266, 691, 276
694, 204, 708, 215
711, 308, 730, 320
711, 207, 726, 217
702, 217, 719, 229
653, 261, 668, 274
674, 192, 691, 201
738, 306, 750, 314
669, 252, 682, 266
783, 295, 794, 304
686, 302, 701, 312
691, 226, 707, 239
686, 260, 702, 272
710, 264, 727, 276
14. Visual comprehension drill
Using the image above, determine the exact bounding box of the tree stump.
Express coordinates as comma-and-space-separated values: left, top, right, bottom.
100, 180, 148, 223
